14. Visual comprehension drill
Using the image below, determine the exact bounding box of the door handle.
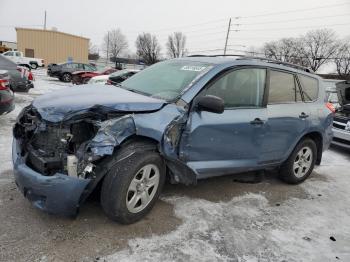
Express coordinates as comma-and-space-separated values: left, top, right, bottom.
250, 118, 265, 125
299, 112, 309, 119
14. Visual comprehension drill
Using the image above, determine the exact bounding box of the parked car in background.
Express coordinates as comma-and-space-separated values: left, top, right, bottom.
107, 69, 140, 85
0, 70, 14, 115
0, 54, 34, 92
47, 62, 97, 82
332, 81, 350, 149
88, 75, 110, 85
2, 51, 44, 69
13, 56, 333, 224
72, 68, 118, 85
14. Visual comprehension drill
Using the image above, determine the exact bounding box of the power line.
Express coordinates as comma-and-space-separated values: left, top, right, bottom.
242, 13, 350, 26
126, 2, 350, 35
240, 2, 350, 18
236, 23, 350, 32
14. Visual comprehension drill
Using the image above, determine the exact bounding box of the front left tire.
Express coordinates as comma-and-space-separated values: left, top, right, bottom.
101, 143, 166, 224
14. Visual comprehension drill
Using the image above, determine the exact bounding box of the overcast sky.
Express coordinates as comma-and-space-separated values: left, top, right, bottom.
1, 0, 350, 59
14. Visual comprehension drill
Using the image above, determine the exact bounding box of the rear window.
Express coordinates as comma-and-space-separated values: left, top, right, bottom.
268, 70, 301, 103
298, 75, 319, 101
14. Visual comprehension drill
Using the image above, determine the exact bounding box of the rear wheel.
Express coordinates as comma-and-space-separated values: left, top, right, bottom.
279, 138, 317, 184
101, 143, 165, 224
30, 63, 38, 69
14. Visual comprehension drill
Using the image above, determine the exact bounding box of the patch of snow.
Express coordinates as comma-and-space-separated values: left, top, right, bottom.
105, 151, 350, 262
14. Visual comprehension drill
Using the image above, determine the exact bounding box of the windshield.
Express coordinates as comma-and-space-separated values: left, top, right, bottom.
121, 60, 212, 101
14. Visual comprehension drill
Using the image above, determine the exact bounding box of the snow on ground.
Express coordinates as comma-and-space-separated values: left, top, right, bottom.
105, 150, 350, 262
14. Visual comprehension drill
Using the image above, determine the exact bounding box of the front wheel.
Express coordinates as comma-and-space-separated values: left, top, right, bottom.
279, 138, 317, 184
101, 147, 165, 224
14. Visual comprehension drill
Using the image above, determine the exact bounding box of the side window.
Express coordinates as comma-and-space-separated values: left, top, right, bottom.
65, 63, 73, 69
298, 75, 319, 102
84, 64, 92, 70
268, 70, 301, 104
72, 63, 80, 69
15, 52, 21, 57
204, 68, 266, 108
4, 52, 12, 56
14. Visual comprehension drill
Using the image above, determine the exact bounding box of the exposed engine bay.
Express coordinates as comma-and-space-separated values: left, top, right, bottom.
13, 105, 124, 178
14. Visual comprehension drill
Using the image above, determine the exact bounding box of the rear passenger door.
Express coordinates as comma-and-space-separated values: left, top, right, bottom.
262, 70, 310, 163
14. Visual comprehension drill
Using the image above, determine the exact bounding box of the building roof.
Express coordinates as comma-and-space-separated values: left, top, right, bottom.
15, 27, 89, 41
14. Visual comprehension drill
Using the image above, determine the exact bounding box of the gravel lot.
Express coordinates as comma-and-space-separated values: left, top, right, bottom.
0, 70, 349, 262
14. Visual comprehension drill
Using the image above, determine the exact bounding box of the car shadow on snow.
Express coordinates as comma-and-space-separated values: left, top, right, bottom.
161, 170, 314, 206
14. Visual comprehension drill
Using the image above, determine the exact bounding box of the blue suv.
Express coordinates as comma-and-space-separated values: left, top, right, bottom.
13, 56, 333, 224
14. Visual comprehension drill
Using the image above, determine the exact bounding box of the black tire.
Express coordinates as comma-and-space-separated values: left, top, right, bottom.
30, 63, 38, 69
101, 142, 166, 224
279, 138, 317, 184
62, 73, 72, 82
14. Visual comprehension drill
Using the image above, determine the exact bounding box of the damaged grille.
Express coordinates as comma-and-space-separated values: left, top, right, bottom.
14, 106, 98, 175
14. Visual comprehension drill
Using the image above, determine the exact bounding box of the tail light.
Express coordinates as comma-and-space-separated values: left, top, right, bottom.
326, 102, 336, 113
42, 59, 44, 64
28, 71, 34, 81
0, 79, 9, 90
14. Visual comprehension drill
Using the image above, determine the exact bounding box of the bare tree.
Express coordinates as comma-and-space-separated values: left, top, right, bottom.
135, 33, 161, 65
335, 40, 350, 78
297, 29, 339, 72
166, 32, 187, 58
102, 29, 128, 60
263, 38, 307, 65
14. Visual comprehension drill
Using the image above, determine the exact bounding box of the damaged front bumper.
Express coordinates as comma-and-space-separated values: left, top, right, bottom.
12, 139, 91, 217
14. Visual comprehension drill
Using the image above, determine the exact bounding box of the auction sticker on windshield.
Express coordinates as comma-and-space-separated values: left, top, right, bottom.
181, 65, 207, 72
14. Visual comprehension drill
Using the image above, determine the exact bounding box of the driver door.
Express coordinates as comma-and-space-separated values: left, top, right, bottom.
179, 67, 268, 178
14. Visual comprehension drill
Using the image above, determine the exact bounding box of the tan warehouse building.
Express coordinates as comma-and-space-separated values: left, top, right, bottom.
16, 28, 89, 65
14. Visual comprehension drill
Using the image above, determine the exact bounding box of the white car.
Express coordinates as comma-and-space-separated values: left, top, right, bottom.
88, 75, 109, 85
2, 51, 44, 69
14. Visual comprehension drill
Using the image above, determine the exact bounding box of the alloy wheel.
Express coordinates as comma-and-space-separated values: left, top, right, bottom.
126, 164, 160, 213
293, 146, 313, 178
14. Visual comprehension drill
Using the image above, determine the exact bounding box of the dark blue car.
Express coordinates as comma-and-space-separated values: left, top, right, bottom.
13, 56, 333, 224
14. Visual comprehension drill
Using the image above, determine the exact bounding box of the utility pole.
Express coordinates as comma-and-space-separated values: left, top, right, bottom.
223, 18, 231, 55
44, 10, 47, 30
106, 31, 109, 66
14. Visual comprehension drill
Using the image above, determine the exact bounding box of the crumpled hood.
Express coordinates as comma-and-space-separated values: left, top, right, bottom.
32, 85, 165, 122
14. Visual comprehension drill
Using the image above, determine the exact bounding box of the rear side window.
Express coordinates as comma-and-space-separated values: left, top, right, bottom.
268, 70, 301, 103
298, 75, 319, 101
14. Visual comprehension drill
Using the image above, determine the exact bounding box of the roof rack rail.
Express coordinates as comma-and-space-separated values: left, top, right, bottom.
187, 54, 245, 58
186, 54, 314, 73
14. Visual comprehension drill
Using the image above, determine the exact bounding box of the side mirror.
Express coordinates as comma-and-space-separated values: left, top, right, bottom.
197, 95, 224, 114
